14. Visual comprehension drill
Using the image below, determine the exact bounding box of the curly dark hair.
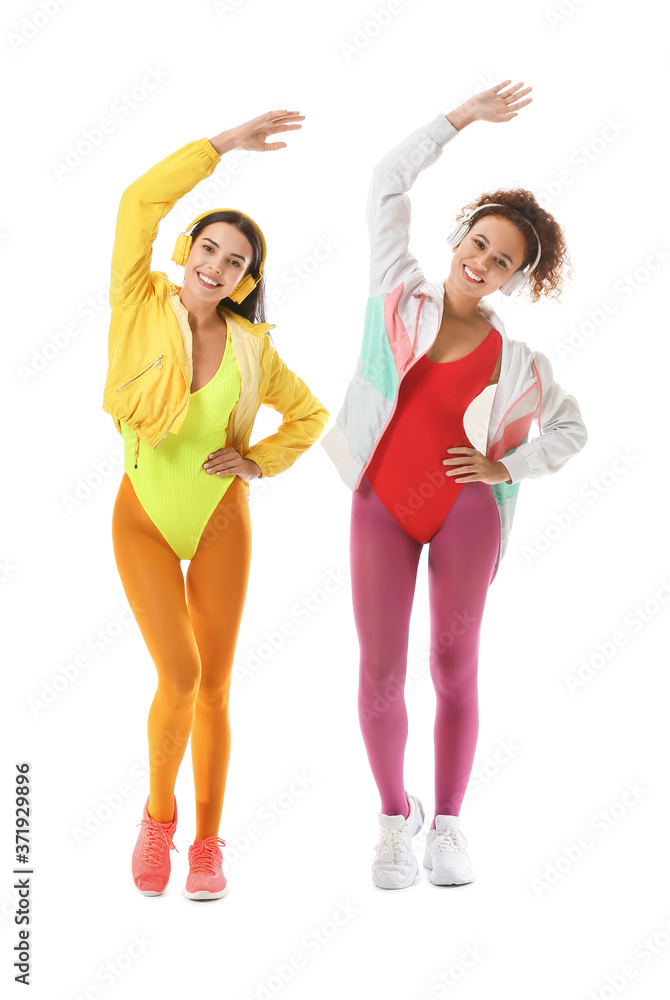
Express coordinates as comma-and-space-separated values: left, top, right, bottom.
454, 189, 573, 303
188, 210, 267, 324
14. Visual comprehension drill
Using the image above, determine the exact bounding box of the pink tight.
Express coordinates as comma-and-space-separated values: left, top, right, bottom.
350, 473, 500, 827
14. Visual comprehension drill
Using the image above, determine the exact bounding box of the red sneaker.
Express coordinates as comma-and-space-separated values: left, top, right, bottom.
131, 795, 178, 896
184, 836, 228, 900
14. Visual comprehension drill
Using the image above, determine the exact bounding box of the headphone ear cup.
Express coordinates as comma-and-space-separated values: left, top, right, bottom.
446, 220, 471, 249
500, 270, 527, 296
171, 233, 192, 267
227, 273, 258, 304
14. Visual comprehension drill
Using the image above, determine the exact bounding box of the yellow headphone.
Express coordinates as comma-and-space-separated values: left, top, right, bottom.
171, 208, 267, 303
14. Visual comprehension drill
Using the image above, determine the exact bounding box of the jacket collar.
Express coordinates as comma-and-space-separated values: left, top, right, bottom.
165, 281, 275, 334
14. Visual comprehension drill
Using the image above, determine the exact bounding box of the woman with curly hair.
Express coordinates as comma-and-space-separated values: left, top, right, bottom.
322, 81, 587, 889
103, 110, 329, 901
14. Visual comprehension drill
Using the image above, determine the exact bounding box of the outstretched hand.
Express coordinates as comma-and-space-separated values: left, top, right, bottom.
463, 80, 533, 125
231, 110, 305, 152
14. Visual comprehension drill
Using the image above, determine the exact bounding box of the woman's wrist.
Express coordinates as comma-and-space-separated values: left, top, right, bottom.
245, 458, 262, 480
496, 461, 512, 485
207, 127, 242, 157
444, 103, 476, 132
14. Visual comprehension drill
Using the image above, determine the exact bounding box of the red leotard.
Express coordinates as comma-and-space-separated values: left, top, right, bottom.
365, 326, 502, 543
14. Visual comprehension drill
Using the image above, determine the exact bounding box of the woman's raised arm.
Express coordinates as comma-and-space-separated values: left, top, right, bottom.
365, 81, 532, 299
109, 111, 304, 309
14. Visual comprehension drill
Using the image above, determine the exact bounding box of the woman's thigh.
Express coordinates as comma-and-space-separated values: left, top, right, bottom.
111, 472, 200, 685
427, 481, 499, 649
184, 476, 252, 682
350, 474, 422, 678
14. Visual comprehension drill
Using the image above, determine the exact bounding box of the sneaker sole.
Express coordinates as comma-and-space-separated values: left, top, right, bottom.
423, 856, 476, 885
184, 886, 228, 900
134, 885, 167, 896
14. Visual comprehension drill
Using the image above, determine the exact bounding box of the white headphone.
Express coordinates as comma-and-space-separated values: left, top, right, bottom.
446, 202, 542, 296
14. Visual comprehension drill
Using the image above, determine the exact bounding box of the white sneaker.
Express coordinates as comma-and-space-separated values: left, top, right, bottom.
423, 814, 476, 885
372, 791, 425, 889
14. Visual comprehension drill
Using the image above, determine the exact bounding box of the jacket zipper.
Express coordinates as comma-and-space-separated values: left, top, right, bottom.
236, 335, 266, 452
131, 385, 189, 470
116, 355, 164, 391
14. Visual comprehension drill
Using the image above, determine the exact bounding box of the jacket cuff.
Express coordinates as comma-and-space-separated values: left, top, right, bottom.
499, 449, 532, 485
199, 137, 222, 166
424, 112, 460, 146
245, 451, 270, 478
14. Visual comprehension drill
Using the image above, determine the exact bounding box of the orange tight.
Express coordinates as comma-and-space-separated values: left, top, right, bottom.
111, 471, 251, 839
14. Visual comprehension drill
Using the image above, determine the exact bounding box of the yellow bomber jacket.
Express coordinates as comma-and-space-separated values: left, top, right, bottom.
102, 136, 329, 488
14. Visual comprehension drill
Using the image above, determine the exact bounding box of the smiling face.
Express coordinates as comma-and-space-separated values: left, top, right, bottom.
449, 215, 529, 297
184, 221, 255, 301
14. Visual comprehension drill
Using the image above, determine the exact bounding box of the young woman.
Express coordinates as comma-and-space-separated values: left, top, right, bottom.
103, 110, 329, 901
322, 81, 588, 889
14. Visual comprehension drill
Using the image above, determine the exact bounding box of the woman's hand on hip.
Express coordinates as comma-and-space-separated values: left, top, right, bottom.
203, 448, 262, 482
209, 110, 305, 156
443, 447, 511, 485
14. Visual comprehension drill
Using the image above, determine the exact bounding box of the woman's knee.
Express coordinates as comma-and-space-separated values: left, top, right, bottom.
156, 661, 201, 701
429, 642, 478, 696
359, 659, 406, 695
195, 672, 232, 709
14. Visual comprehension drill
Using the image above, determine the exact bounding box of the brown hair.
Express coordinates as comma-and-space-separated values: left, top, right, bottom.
454, 189, 573, 303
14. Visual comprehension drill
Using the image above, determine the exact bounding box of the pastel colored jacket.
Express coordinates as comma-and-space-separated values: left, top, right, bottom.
321, 112, 588, 583
102, 136, 329, 489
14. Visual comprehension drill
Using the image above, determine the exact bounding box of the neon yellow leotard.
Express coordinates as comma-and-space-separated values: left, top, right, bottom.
120, 329, 241, 560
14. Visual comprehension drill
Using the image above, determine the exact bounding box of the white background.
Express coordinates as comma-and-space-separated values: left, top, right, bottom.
3, 0, 670, 997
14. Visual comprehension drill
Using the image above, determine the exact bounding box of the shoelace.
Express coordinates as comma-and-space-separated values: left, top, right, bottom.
374, 827, 411, 864
188, 836, 227, 874
434, 826, 468, 856
136, 818, 179, 866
